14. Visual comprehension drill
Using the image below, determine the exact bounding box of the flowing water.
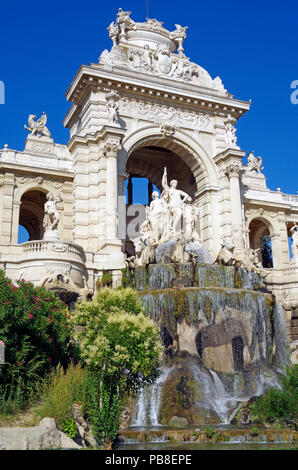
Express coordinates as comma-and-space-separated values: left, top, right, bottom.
124, 262, 291, 448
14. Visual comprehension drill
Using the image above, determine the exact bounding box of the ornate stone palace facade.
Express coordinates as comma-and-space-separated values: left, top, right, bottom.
0, 9, 297, 346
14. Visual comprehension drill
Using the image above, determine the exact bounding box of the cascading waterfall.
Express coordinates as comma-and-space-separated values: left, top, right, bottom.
127, 262, 290, 428
132, 367, 174, 426
273, 301, 289, 368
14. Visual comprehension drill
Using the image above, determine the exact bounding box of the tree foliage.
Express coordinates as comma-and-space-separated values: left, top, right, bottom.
248, 364, 298, 430
71, 287, 162, 447
0, 270, 78, 410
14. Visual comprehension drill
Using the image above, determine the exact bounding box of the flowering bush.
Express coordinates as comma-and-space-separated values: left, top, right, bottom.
72, 287, 162, 447
0, 270, 79, 410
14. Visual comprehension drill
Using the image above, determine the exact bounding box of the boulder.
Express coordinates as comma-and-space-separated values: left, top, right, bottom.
168, 416, 188, 427
0, 417, 81, 450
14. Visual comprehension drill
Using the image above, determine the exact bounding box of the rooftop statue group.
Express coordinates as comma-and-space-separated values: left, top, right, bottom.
131, 167, 201, 266
101, 9, 226, 95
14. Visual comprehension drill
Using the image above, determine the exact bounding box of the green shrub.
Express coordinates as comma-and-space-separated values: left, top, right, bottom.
0, 270, 79, 411
248, 364, 298, 430
204, 425, 215, 439
72, 287, 163, 448
61, 417, 77, 440
37, 362, 87, 427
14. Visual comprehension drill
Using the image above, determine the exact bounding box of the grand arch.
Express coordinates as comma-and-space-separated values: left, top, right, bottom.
117, 127, 221, 255
118, 126, 219, 195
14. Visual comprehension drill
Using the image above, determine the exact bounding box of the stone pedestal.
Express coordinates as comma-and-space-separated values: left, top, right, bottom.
25, 135, 55, 155
242, 170, 267, 190
43, 230, 60, 241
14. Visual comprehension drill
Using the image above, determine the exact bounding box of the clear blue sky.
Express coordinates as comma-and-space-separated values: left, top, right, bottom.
1, 0, 297, 199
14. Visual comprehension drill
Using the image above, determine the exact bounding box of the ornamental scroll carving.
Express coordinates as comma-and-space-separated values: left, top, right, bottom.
119, 97, 212, 130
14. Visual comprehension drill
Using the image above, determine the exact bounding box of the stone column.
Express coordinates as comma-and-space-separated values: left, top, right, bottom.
271, 232, 281, 269
103, 142, 121, 240
118, 173, 127, 241
225, 163, 245, 251
0, 172, 15, 245
11, 200, 21, 244
128, 175, 133, 206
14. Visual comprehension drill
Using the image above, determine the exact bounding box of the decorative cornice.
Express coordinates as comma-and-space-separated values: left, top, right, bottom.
63, 66, 251, 120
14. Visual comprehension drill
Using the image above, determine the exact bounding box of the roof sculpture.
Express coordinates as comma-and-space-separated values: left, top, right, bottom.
99, 8, 227, 95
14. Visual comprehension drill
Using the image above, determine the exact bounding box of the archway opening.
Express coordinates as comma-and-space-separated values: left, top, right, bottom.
126, 145, 196, 199
18, 190, 47, 242
123, 144, 199, 255
249, 218, 273, 268
18, 225, 30, 244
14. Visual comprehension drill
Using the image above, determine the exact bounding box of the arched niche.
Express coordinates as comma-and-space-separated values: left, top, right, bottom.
248, 218, 273, 268
18, 189, 47, 242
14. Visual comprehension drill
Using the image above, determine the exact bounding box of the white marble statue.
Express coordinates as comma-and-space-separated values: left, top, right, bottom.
247, 151, 264, 174
43, 192, 63, 240
225, 118, 238, 148
24, 112, 51, 138
183, 202, 195, 242
140, 44, 153, 71
107, 21, 118, 46
147, 191, 169, 245
161, 167, 192, 239
105, 91, 120, 123
290, 225, 298, 263
130, 168, 199, 265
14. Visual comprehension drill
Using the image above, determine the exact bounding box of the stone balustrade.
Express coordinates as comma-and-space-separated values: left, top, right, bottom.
21, 240, 85, 264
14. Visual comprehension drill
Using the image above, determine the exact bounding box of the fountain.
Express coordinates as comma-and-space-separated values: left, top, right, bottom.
125, 168, 289, 429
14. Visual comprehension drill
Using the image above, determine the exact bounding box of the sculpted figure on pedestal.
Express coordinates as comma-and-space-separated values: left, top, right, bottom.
161, 167, 192, 239
290, 225, 298, 263
247, 151, 264, 174
24, 112, 51, 138
43, 192, 63, 239
130, 168, 200, 265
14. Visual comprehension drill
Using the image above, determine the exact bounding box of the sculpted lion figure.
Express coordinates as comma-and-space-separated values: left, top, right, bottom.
24, 112, 51, 137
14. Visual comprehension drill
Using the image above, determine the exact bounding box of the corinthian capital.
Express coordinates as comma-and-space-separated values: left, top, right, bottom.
225, 162, 242, 178
103, 141, 121, 157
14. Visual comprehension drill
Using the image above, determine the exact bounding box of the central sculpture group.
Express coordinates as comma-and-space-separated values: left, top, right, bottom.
132, 167, 200, 266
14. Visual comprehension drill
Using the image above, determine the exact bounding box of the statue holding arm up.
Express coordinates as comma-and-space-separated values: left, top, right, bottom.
161, 167, 192, 239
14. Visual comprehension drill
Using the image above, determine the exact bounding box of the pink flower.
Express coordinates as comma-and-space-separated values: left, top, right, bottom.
28, 313, 34, 319
4, 301, 10, 305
